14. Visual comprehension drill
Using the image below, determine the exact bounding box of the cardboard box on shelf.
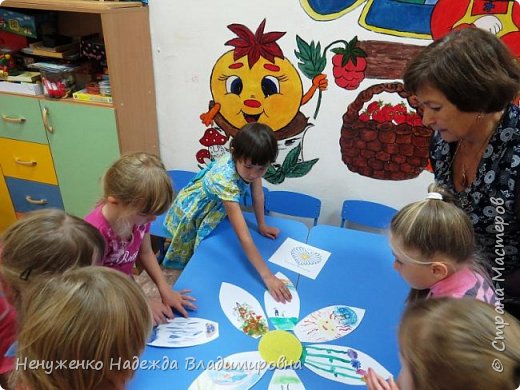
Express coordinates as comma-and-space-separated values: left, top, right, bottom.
0, 81, 43, 95
0, 9, 56, 39
73, 88, 112, 104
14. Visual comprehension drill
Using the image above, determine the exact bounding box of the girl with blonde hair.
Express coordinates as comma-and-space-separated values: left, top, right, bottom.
0, 209, 106, 389
390, 183, 495, 304
85, 152, 196, 324
366, 298, 520, 390
14, 266, 152, 390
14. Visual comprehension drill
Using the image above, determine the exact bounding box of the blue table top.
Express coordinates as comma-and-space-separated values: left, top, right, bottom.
129, 213, 309, 390
296, 225, 408, 388
129, 222, 408, 389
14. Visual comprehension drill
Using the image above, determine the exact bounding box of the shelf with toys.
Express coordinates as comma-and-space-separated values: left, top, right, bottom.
0, 0, 159, 231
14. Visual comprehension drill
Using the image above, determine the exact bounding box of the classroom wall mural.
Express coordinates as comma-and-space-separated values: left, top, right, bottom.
431, 0, 520, 56
299, 0, 520, 56
151, 0, 517, 223
196, 18, 434, 184
198, 19, 327, 184
299, 0, 436, 38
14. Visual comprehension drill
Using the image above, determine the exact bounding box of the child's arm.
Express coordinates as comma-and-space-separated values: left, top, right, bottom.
223, 201, 291, 303
139, 233, 197, 318
251, 179, 279, 239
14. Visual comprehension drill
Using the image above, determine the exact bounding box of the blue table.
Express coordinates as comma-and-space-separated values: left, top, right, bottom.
296, 225, 408, 387
129, 222, 408, 389
129, 213, 309, 389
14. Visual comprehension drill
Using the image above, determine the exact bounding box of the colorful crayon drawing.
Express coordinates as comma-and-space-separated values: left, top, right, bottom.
193, 279, 389, 388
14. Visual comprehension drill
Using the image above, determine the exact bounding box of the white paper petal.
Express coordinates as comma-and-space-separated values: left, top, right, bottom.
268, 368, 305, 389
219, 282, 269, 338
264, 272, 300, 331
293, 305, 365, 343
147, 317, 218, 347
188, 351, 268, 390
303, 344, 391, 385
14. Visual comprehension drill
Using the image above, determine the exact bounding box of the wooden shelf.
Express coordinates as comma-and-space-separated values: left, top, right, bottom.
1, 0, 143, 13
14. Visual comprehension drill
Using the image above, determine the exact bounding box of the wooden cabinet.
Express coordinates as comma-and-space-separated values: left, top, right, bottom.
43, 99, 119, 217
0, 0, 159, 230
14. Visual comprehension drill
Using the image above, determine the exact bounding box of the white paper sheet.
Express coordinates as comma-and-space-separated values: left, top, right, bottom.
268, 238, 331, 280
264, 272, 300, 330
219, 282, 269, 338
147, 317, 219, 347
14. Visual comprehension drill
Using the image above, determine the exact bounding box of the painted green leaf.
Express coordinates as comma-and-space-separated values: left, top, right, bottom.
286, 158, 319, 178
282, 143, 302, 172
264, 165, 285, 184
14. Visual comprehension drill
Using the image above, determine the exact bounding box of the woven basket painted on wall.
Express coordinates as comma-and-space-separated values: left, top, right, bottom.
340, 82, 432, 180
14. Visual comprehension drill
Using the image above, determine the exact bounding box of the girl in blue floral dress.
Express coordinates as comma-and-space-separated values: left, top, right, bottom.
163, 123, 292, 302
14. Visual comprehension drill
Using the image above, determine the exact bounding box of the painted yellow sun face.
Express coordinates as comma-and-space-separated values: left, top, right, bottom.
210, 51, 303, 131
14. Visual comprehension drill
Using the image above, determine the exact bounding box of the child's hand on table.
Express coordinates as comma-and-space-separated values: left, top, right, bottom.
365, 368, 399, 390
258, 224, 280, 239
161, 289, 197, 318
148, 299, 173, 326
263, 274, 292, 303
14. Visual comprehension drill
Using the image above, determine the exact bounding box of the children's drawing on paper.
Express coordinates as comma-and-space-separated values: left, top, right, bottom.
293, 305, 365, 342
268, 237, 331, 279
264, 272, 300, 331
268, 368, 305, 389
303, 344, 390, 385
147, 317, 219, 348
220, 282, 269, 338
192, 281, 387, 388
188, 351, 267, 390
198, 19, 327, 184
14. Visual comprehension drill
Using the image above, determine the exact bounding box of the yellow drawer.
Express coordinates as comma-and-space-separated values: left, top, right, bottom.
0, 138, 58, 185
0, 167, 16, 233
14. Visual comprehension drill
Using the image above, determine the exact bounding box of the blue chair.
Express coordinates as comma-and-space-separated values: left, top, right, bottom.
168, 169, 197, 193
265, 190, 321, 226
151, 169, 197, 262
241, 186, 270, 209
340, 200, 398, 231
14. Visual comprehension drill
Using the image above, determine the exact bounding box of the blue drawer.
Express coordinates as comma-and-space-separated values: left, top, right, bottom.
5, 177, 63, 212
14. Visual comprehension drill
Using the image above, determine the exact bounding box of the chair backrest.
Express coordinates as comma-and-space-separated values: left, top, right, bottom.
241, 186, 270, 208
265, 190, 321, 226
340, 200, 397, 231
168, 169, 197, 192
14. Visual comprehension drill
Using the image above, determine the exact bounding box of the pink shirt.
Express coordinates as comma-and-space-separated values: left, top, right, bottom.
85, 204, 150, 276
428, 266, 496, 304
0, 294, 16, 374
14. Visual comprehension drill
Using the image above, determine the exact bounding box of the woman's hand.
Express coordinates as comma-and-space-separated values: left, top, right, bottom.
161, 289, 197, 318
259, 224, 280, 239
365, 368, 399, 390
263, 274, 292, 303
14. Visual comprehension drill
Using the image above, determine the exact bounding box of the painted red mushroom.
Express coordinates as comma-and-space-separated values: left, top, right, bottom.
199, 128, 228, 147
196, 149, 211, 164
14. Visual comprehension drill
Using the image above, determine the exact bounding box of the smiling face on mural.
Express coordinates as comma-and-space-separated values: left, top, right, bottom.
210, 50, 303, 131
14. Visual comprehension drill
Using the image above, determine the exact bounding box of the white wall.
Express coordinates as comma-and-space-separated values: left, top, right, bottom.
148, 0, 435, 225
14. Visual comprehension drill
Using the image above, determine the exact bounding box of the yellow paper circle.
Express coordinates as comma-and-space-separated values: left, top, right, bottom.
258, 330, 303, 368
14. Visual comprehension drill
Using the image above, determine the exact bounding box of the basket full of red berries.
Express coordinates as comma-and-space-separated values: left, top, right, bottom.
340, 82, 432, 180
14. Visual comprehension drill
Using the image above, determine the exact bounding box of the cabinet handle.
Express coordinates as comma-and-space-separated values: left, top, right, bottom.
15, 158, 37, 166
42, 107, 54, 133
25, 196, 48, 205
2, 115, 26, 124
